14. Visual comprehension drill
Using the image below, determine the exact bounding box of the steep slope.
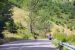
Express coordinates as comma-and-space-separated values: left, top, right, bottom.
12, 6, 29, 28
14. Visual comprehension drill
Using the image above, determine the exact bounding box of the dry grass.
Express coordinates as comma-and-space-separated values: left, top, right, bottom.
11, 6, 30, 28
51, 23, 75, 36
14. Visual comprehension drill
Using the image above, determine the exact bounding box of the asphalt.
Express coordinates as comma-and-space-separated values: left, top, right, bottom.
0, 39, 58, 50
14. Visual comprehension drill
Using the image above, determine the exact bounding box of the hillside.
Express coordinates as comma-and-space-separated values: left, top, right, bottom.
0, 0, 75, 44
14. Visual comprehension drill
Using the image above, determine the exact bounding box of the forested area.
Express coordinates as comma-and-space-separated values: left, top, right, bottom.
0, 0, 75, 44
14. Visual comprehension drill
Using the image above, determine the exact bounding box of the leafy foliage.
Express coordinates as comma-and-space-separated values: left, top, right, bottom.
6, 19, 17, 33
0, 0, 75, 43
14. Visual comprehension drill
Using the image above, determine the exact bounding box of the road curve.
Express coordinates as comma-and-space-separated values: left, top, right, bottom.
0, 39, 58, 50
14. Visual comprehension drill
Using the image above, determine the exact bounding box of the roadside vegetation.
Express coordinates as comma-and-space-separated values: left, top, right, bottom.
0, 0, 75, 46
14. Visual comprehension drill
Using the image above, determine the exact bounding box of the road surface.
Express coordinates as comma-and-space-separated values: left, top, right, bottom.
0, 39, 58, 50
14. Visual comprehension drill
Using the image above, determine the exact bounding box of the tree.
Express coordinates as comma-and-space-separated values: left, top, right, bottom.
7, 0, 75, 37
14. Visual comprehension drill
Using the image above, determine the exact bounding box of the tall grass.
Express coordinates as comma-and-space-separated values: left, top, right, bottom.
53, 28, 75, 43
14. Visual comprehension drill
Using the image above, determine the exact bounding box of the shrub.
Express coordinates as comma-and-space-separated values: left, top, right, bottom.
6, 19, 17, 33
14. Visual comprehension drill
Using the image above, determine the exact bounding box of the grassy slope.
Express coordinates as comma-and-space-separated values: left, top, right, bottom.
2, 5, 75, 43
51, 23, 75, 36
51, 23, 75, 44
12, 6, 29, 27
3, 6, 33, 42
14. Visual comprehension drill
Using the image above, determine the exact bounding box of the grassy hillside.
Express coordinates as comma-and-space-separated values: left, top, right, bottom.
1, 6, 33, 43
0, 0, 75, 44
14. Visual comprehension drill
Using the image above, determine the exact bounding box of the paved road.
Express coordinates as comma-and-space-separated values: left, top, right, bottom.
0, 39, 58, 50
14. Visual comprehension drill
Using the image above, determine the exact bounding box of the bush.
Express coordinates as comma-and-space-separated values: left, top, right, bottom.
53, 32, 66, 41
4, 37, 21, 42
6, 19, 17, 33
66, 35, 75, 43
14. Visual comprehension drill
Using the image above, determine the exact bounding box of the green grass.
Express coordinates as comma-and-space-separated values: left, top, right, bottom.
53, 30, 75, 50
63, 47, 68, 50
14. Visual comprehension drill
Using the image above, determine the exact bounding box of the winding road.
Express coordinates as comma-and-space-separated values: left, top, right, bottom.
0, 39, 58, 50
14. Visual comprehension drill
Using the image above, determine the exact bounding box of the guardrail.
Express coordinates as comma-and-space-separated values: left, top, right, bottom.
60, 42, 75, 50
53, 39, 75, 50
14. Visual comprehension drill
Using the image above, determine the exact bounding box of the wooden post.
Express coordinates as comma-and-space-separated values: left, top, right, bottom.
58, 43, 63, 50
